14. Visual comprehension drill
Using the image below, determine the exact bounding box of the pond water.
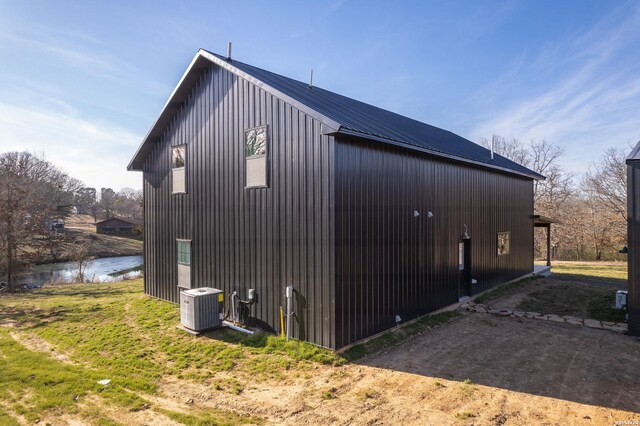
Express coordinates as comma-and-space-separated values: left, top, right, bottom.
13, 255, 143, 284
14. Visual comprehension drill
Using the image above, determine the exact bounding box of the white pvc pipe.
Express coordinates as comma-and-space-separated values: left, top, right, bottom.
230, 292, 237, 323
222, 320, 254, 335
286, 285, 293, 341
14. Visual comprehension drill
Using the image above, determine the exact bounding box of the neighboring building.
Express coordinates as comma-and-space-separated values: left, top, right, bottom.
95, 217, 139, 235
128, 49, 543, 349
626, 142, 640, 336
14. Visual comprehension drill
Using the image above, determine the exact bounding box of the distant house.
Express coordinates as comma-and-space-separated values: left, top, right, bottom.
95, 217, 140, 235
127, 49, 544, 349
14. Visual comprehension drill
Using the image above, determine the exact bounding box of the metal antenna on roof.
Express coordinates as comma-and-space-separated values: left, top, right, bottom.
308, 69, 313, 88
227, 42, 232, 61
490, 136, 494, 161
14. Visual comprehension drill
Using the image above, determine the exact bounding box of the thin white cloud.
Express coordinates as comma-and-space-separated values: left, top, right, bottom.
0, 28, 134, 81
468, 4, 640, 171
0, 21, 163, 93
0, 101, 142, 191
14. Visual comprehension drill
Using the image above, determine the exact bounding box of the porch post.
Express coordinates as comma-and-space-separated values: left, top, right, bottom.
546, 224, 551, 267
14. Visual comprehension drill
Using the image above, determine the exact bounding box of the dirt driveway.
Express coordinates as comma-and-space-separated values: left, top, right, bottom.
358, 313, 640, 423
160, 311, 640, 425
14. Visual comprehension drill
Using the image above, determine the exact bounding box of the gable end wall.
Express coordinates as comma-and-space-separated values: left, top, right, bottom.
142, 65, 336, 348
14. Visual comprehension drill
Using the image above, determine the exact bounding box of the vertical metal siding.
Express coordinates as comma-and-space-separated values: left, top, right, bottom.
142, 66, 535, 350
143, 65, 336, 349
334, 136, 534, 348
627, 164, 640, 336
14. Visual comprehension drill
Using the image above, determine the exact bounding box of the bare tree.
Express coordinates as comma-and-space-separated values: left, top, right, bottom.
582, 147, 627, 221
480, 136, 577, 260
71, 242, 93, 283
75, 187, 97, 215
527, 140, 573, 208
89, 203, 101, 223
114, 188, 143, 219
99, 188, 117, 218
0, 152, 84, 290
480, 136, 573, 213
94, 187, 143, 221
479, 134, 530, 166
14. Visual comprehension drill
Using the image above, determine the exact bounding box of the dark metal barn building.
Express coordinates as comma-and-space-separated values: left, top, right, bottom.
626, 142, 640, 336
128, 49, 543, 349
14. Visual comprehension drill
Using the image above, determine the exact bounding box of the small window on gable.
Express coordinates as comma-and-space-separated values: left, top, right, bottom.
497, 232, 510, 256
177, 239, 191, 288
245, 125, 268, 188
172, 145, 186, 194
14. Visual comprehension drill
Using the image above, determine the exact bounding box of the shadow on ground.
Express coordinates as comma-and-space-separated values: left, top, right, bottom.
2, 284, 141, 300
357, 313, 640, 413
554, 272, 627, 288
0, 306, 69, 328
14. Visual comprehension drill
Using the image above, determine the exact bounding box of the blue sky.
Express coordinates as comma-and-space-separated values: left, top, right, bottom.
1, 0, 639, 190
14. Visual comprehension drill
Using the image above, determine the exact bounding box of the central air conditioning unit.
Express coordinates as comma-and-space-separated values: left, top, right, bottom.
180, 287, 224, 331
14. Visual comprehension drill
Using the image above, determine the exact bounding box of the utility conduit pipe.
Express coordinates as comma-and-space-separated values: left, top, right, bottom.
286, 285, 293, 341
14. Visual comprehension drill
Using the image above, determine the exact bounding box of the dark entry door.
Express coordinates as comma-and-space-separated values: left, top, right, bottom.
459, 239, 471, 298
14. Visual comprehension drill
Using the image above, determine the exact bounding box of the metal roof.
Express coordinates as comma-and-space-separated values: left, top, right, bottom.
628, 141, 640, 163
95, 216, 142, 226
129, 49, 543, 180
533, 214, 561, 226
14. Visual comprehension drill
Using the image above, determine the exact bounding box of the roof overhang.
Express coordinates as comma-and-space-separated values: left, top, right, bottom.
533, 214, 561, 226
336, 128, 545, 181
95, 216, 141, 225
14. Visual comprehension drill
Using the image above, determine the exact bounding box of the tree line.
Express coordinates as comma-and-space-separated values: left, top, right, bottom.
481, 135, 627, 262
0, 151, 142, 290
75, 187, 142, 222
0, 137, 628, 289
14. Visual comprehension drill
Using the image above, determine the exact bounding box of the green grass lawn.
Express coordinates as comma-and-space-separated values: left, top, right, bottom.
516, 284, 627, 323
0, 280, 342, 425
539, 261, 627, 283
482, 262, 628, 323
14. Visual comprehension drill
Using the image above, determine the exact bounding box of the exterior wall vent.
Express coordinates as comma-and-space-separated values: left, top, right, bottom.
180, 287, 223, 331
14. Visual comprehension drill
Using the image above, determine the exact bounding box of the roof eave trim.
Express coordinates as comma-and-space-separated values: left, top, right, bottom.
336, 128, 545, 181
626, 141, 640, 163
127, 51, 206, 171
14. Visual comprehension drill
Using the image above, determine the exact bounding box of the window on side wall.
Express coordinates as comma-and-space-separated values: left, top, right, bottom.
497, 232, 510, 256
177, 239, 192, 288
245, 125, 268, 188
172, 145, 186, 194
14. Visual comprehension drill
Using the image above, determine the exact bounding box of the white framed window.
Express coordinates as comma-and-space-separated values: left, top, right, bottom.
177, 239, 192, 288
245, 125, 268, 188
172, 145, 186, 194
458, 242, 465, 270
497, 232, 510, 256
